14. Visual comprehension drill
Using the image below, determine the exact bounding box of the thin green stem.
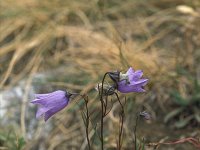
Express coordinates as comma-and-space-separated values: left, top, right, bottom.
84, 96, 91, 150
134, 115, 139, 150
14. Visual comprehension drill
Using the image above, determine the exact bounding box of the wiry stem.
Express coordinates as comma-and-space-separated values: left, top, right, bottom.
103, 86, 115, 116
100, 97, 104, 150
134, 115, 139, 150
99, 72, 109, 150
118, 113, 124, 150
83, 96, 91, 150
114, 93, 125, 150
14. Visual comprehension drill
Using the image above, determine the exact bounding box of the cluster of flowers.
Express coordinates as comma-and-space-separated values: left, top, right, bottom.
31, 67, 148, 121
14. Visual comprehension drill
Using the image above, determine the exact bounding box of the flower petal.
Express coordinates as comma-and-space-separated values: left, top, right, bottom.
31, 90, 68, 108
36, 106, 50, 118
117, 75, 148, 93
31, 90, 71, 121
30, 98, 42, 104
35, 93, 50, 99
118, 84, 145, 93
130, 79, 148, 86
126, 67, 134, 75
129, 70, 143, 81
44, 101, 68, 121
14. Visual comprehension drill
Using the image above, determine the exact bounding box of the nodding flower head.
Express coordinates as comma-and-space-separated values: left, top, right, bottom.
108, 71, 120, 83
139, 111, 151, 120
117, 67, 148, 93
31, 90, 71, 121
95, 83, 116, 96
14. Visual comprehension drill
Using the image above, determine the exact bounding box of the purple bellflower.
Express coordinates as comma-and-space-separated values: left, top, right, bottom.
139, 111, 151, 120
117, 67, 148, 93
31, 90, 71, 121
95, 83, 116, 96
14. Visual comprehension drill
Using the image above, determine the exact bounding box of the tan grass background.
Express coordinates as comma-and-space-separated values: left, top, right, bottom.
0, 0, 200, 149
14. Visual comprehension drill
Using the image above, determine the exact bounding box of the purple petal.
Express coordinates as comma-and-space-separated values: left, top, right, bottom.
126, 67, 134, 75
118, 78, 148, 93
129, 70, 143, 81
36, 106, 50, 118
117, 67, 149, 93
133, 87, 145, 92
35, 90, 66, 100
118, 84, 145, 93
31, 98, 41, 104
44, 101, 68, 121
130, 79, 148, 86
139, 111, 151, 120
31, 90, 71, 121
35, 93, 50, 99
31, 90, 68, 108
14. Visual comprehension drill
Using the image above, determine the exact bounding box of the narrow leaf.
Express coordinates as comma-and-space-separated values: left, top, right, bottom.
164, 107, 184, 123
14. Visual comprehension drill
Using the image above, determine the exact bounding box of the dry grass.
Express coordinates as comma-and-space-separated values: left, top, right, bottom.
0, 0, 200, 149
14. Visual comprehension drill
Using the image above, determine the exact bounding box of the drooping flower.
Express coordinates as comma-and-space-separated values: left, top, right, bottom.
31, 90, 71, 121
108, 71, 120, 84
139, 111, 151, 120
117, 67, 148, 93
95, 83, 116, 96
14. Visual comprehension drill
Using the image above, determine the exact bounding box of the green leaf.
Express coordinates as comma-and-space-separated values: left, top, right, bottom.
0, 133, 6, 141
194, 114, 200, 123
175, 116, 193, 128
81, 111, 87, 127
141, 138, 145, 150
176, 66, 188, 76
164, 107, 184, 123
190, 94, 200, 102
171, 91, 190, 106
17, 137, 26, 150
194, 78, 200, 94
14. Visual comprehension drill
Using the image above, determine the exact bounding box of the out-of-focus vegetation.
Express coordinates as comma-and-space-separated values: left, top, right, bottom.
0, 0, 200, 149
165, 71, 200, 128
0, 128, 25, 150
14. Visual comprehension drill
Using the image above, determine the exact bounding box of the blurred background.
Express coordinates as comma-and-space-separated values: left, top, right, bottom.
0, 0, 200, 149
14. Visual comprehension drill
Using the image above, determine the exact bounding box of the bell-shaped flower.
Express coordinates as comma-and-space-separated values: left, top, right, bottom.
117, 67, 148, 93
31, 90, 70, 121
95, 83, 116, 96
